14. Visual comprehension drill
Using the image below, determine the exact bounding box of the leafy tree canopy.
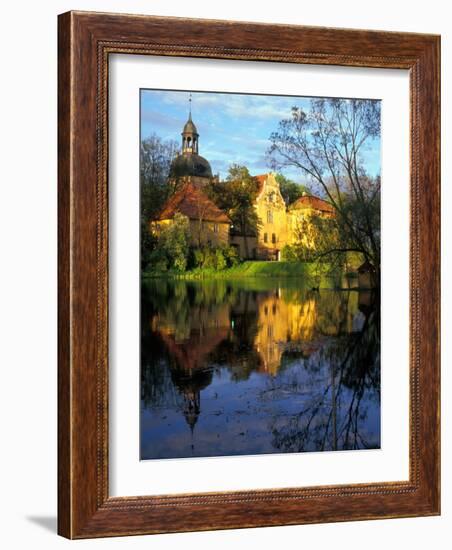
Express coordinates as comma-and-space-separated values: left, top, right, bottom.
274, 173, 311, 205
267, 98, 381, 279
140, 133, 179, 222
207, 164, 261, 238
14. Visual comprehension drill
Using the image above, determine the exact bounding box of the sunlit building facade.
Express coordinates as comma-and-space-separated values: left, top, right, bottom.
154, 114, 335, 260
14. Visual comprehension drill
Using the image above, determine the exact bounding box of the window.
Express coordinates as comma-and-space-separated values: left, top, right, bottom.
267, 210, 273, 223
213, 223, 219, 233
272, 233, 276, 244
264, 233, 268, 243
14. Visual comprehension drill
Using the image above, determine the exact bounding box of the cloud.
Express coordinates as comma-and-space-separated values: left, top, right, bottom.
140, 90, 380, 180
141, 108, 180, 130
142, 89, 299, 122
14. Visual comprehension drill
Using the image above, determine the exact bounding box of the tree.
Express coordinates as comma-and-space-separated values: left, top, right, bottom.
191, 190, 212, 248
140, 134, 179, 271
207, 164, 261, 258
140, 133, 179, 222
156, 213, 190, 272
275, 173, 310, 205
267, 99, 381, 282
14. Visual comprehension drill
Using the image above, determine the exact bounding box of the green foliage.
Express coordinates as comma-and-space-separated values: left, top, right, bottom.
140, 134, 179, 221
140, 134, 180, 269
275, 173, 310, 205
150, 213, 190, 272
141, 219, 158, 271
215, 248, 227, 271
189, 244, 239, 271
148, 246, 169, 273
222, 245, 240, 267
268, 98, 381, 280
280, 245, 298, 262
292, 213, 339, 262
206, 164, 261, 245
226, 164, 253, 182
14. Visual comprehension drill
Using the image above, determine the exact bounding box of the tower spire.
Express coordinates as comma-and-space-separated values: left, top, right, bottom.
181, 95, 199, 154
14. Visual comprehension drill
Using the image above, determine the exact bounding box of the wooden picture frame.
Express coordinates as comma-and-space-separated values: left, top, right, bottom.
58, 11, 440, 538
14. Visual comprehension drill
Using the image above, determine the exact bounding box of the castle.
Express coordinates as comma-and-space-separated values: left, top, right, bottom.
153, 112, 334, 260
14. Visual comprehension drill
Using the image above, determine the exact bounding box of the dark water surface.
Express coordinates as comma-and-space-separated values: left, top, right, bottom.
140, 277, 380, 459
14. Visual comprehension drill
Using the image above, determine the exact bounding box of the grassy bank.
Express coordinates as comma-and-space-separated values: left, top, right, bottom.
142, 260, 343, 287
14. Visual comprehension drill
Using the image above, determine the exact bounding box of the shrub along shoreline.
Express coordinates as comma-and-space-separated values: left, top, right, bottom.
142, 260, 353, 289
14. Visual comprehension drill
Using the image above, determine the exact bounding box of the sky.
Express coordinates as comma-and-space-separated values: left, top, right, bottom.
140, 89, 381, 182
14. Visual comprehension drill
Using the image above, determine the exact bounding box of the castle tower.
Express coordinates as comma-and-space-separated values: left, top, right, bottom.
169, 95, 213, 184
181, 98, 199, 154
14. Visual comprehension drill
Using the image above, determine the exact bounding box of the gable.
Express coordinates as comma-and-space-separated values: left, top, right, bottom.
255, 173, 285, 209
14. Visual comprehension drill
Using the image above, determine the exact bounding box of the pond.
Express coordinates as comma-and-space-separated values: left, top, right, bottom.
140, 277, 380, 460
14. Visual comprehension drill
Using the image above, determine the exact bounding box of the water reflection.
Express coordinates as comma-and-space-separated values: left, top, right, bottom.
141, 279, 380, 459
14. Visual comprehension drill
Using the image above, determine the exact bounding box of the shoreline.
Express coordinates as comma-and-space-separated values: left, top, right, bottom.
140, 260, 374, 290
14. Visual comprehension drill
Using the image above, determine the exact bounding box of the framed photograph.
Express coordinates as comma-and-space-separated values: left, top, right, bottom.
58, 11, 440, 538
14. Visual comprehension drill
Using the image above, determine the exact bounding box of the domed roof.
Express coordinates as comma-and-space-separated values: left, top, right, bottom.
182, 116, 198, 135
169, 153, 213, 179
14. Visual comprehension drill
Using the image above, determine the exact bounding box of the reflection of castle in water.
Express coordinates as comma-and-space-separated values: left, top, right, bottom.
150, 296, 231, 430
147, 283, 376, 431
170, 366, 212, 432
253, 290, 368, 374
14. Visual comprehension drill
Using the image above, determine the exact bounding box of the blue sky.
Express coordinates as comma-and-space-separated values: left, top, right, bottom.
140, 89, 381, 182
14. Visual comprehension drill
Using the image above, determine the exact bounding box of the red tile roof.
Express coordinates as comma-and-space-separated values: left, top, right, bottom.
290, 194, 335, 214
157, 182, 231, 223
254, 174, 268, 195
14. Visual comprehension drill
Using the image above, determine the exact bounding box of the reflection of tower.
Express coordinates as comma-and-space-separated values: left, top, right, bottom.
182, 386, 201, 433
170, 366, 213, 436
154, 302, 229, 442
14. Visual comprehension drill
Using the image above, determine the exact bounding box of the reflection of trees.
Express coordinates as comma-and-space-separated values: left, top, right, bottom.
269, 297, 380, 452
141, 278, 380, 451
210, 291, 262, 382
141, 279, 235, 429
141, 332, 184, 410
141, 328, 217, 430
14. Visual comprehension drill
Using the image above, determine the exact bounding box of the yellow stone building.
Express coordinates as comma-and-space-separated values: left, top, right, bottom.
253, 173, 288, 260
153, 113, 335, 260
